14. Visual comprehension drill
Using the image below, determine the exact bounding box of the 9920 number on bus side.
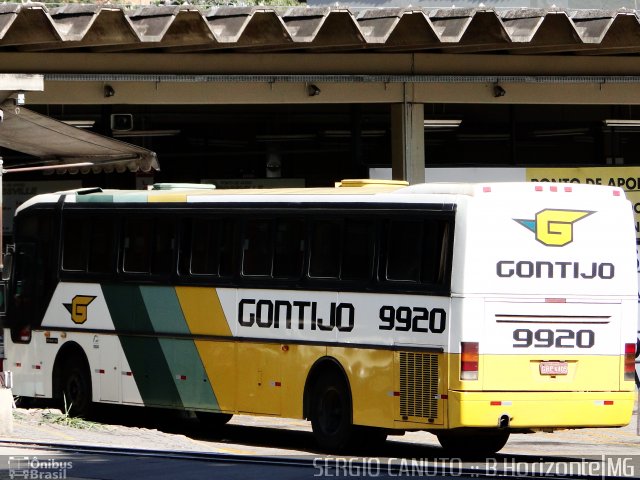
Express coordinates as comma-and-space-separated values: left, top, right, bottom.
512, 328, 595, 348
378, 306, 447, 333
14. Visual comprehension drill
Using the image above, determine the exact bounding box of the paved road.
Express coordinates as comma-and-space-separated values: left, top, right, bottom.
0, 396, 636, 479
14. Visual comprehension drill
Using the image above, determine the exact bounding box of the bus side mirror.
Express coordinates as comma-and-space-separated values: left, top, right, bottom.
0, 283, 6, 315
2, 252, 12, 282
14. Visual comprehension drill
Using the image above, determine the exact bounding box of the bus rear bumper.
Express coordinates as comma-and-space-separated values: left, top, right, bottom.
447, 390, 635, 429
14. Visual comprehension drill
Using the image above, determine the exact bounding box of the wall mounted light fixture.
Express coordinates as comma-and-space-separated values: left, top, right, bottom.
493, 84, 506, 98
104, 85, 115, 98
603, 119, 640, 128
424, 119, 462, 129
307, 84, 321, 97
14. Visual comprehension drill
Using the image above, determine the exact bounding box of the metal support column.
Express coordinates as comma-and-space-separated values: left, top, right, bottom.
390, 101, 424, 185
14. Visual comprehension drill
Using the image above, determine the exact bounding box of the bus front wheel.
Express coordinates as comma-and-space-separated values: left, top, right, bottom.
436, 430, 510, 456
60, 359, 92, 418
310, 371, 354, 452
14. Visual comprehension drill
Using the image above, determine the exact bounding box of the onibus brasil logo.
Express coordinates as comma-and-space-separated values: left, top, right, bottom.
63, 295, 96, 324
514, 209, 593, 247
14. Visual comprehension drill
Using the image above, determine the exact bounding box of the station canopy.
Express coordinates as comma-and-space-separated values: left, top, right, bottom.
0, 3, 637, 55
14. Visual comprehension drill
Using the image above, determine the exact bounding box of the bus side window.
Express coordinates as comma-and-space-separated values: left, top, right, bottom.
342, 220, 374, 281
422, 219, 450, 286
123, 218, 152, 274
309, 219, 340, 279
12, 244, 36, 325
62, 216, 88, 272
242, 219, 272, 277
273, 218, 305, 279
386, 220, 422, 282
152, 218, 175, 275
218, 219, 235, 277
189, 218, 215, 275
88, 217, 115, 274
182, 217, 235, 278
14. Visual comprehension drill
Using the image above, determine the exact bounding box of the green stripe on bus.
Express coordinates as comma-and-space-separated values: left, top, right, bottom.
76, 194, 114, 203
101, 284, 182, 408
159, 337, 221, 411
140, 286, 221, 411
114, 193, 148, 203
139, 286, 189, 335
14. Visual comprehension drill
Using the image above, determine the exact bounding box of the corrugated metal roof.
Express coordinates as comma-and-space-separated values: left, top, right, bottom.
0, 3, 639, 55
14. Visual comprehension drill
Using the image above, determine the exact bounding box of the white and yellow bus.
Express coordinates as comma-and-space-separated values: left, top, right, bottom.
1, 180, 637, 454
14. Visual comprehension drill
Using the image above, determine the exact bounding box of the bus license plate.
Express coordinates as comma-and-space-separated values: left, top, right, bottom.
539, 362, 568, 375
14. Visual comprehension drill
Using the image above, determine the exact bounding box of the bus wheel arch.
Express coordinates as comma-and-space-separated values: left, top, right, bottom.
304, 357, 355, 452
303, 357, 352, 421
52, 342, 93, 418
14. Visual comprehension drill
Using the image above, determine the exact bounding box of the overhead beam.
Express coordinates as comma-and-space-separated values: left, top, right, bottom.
6, 52, 640, 77
27, 77, 640, 105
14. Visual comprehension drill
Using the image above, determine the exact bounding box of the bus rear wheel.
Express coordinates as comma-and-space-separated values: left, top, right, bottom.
60, 359, 92, 418
353, 426, 388, 449
310, 371, 354, 452
436, 430, 510, 456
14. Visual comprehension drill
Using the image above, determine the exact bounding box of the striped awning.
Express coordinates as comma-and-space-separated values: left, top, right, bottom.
0, 104, 158, 173
0, 3, 639, 55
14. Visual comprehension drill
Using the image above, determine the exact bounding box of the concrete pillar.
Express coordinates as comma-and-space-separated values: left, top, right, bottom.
0, 386, 13, 435
391, 102, 425, 185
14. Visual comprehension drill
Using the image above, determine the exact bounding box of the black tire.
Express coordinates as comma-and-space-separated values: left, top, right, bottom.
436, 430, 510, 457
310, 371, 354, 452
353, 426, 388, 450
196, 411, 233, 429
60, 359, 92, 418
14, 396, 36, 409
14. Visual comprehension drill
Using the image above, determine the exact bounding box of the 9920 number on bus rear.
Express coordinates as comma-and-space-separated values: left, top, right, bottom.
512, 328, 595, 348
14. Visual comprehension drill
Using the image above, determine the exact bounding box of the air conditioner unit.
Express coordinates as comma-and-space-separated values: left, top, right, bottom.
110, 113, 133, 132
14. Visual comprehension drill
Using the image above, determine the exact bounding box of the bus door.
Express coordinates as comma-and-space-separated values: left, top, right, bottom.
237, 343, 282, 415
10, 243, 38, 333
10, 242, 45, 397
96, 334, 120, 403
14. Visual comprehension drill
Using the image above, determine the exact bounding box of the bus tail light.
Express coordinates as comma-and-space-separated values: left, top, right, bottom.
461, 342, 479, 380
624, 343, 636, 381
12, 325, 32, 344
19, 326, 31, 343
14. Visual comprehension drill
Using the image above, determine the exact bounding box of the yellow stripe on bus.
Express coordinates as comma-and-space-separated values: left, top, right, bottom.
176, 286, 232, 337
176, 286, 235, 411
147, 193, 188, 202
194, 340, 237, 412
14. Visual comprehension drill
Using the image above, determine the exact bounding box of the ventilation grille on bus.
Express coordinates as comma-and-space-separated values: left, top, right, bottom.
399, 352, 439, 420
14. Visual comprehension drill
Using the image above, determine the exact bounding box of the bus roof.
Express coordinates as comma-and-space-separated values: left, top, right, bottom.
14, 181, 627, 213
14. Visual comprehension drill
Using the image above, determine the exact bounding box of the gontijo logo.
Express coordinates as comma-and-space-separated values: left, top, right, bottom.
63, 295, 96, 324
515, 209, 593, 247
